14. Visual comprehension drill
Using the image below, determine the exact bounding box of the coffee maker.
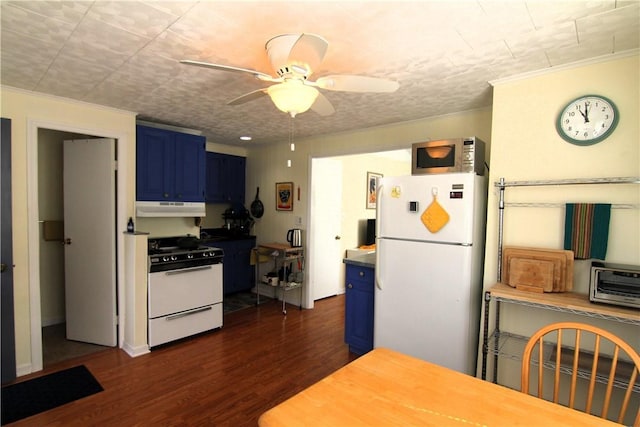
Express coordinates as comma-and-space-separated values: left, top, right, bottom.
223, 204, 253, 235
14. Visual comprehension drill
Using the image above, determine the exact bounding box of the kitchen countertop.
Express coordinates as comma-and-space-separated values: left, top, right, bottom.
343, 252, 375, 268
200, 228, 256, 243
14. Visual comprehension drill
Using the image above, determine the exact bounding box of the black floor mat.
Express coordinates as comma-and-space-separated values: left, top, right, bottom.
1, 365, 103, 425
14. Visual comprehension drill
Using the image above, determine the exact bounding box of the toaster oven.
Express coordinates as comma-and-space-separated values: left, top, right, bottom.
589, 262, 640, 309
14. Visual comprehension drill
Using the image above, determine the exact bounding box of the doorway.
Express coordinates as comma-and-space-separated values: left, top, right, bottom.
308, 150, 411, 305
38, 130, 117, 367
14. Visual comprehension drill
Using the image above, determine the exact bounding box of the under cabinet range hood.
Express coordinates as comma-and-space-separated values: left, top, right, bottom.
136, 201, 205, 217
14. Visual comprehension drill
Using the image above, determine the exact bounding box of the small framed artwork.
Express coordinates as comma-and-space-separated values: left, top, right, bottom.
366, 172, 383, 209
276, 182, 294, 211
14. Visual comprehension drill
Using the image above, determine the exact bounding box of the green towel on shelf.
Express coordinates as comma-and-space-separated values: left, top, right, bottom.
564, 203, 611, 260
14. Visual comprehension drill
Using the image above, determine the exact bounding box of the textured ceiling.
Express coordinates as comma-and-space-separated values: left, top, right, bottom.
1, 1, 638, 146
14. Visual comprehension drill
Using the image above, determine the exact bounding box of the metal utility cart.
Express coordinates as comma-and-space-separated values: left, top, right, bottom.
254, 242, 304, 314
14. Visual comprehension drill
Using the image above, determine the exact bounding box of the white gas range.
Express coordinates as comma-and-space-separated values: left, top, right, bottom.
147, 237, 224, 348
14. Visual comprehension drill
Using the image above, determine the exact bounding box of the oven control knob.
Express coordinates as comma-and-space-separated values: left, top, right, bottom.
170, 255, 177, 261
162, 256, 169, 262
187, 253, 194, 259
203, 252, 209, 257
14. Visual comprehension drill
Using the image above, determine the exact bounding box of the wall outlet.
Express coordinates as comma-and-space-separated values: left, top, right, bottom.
295, 216, 303, 226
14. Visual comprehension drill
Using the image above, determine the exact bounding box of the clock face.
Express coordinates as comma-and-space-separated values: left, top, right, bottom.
556, 95, 619, 145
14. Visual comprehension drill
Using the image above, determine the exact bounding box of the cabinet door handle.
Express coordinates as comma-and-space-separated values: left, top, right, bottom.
347, 283, 353, 289
359, 271, 364, 277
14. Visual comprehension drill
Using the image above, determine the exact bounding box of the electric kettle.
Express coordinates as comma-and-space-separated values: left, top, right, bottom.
287, 229, 302, 247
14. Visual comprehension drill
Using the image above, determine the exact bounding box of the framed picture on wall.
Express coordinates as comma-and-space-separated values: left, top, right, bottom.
276, 182, 294, 211
366, 172, 382, 209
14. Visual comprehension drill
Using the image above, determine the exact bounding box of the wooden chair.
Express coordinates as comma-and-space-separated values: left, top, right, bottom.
521, 322, 640, 425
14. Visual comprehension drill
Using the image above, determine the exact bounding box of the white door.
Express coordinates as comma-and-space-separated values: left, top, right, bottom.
63, 138, 117, 346
310, 158, 343, 300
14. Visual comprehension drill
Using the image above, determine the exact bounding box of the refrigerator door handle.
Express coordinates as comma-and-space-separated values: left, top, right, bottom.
374, 181, 383, 290
375, 244, 383, 290
375, 182, 383, 290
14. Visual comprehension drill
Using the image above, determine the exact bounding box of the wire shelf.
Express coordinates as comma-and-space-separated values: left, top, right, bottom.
494, 296, 640, 326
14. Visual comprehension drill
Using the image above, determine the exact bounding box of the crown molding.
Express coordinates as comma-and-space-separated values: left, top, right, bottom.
490, 49, 639, 87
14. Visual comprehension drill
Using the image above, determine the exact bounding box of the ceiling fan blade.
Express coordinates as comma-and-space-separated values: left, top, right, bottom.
287, 34, 328, 74
227, 88, 269, 106
315, 75, 399, 93
310, 92, 335, 116
179, 60, 279, 82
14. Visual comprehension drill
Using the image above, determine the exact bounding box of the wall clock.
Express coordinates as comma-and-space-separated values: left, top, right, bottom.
556, 94, 619, 146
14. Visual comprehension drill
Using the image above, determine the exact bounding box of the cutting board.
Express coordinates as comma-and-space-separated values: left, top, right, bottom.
502, 247, 574, 292
508, 258, 555, 292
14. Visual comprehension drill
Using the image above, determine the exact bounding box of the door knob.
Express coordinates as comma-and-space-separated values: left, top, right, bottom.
347, 283, 352, 289
64, 238, 72, 245
335, 235, 341, 240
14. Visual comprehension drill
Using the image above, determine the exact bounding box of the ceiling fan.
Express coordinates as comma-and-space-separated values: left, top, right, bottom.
180, 33, 400, 117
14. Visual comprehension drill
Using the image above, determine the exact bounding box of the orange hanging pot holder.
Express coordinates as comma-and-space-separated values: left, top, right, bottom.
421, 187, 449, 233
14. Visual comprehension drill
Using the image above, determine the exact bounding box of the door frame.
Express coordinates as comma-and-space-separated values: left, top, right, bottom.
26, 118, 128, 373
1, 118, 17, 383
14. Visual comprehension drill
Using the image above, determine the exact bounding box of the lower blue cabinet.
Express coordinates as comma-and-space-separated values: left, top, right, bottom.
206, 238, 256, 295
344, 264, 374, 355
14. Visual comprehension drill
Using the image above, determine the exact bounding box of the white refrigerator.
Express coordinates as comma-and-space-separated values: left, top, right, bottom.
374, 173, 487, 375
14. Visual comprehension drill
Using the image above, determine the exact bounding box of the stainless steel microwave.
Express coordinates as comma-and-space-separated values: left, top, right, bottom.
411, 137, 486, 176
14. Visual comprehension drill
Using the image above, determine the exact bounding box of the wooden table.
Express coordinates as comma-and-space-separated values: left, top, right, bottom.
259, 347, 619, 426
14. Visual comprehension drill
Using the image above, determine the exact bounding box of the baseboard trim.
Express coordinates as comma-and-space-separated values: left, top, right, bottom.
41, 317, 65, 328
122, 342, 149, 358
16, 363, 32, 377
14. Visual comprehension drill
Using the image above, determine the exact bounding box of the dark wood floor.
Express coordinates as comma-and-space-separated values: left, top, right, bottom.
6, 294, 357, 426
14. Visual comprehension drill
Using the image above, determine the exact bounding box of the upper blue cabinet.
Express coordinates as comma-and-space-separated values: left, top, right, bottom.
136, 125, 206, 202
206, 152, 246, 204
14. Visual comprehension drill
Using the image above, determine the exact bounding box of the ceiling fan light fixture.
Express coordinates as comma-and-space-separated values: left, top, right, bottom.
267, 81, 319, 117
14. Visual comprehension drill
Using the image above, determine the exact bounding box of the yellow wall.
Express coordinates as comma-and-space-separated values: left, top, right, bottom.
1, 86, 137, 373
483, 53, 639, 389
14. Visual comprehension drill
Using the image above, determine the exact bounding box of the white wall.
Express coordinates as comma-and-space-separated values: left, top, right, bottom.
482, 53, 639, 391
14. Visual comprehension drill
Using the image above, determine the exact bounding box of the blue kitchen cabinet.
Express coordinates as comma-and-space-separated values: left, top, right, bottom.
207, 237, 256, 295
206, 152, 246, 204
136, 125, 206, 202
344, 264, 375, 355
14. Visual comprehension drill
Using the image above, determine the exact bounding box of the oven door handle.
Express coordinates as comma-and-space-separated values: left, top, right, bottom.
166, 306, 212, 321
164, 265, 213, 275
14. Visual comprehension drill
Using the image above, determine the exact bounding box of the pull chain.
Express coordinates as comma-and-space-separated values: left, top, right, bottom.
287, 116, 295, 167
